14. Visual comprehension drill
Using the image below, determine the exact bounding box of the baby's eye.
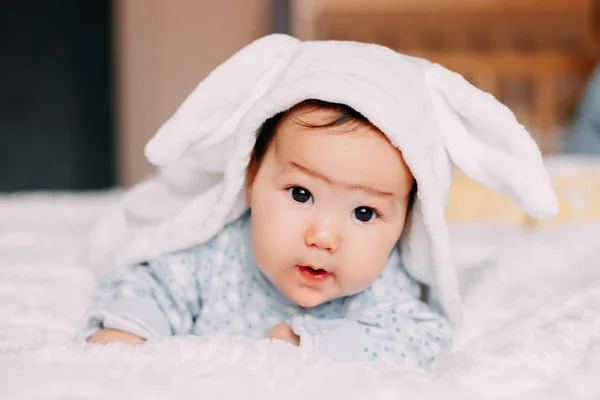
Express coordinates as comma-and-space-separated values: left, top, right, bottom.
352, 206, 378, 222
288, 186, 313, 204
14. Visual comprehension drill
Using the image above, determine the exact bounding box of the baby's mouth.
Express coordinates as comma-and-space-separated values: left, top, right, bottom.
297, 265, 331, 283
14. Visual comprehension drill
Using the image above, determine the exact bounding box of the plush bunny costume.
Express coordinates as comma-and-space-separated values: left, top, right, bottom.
88, 34, 559, 327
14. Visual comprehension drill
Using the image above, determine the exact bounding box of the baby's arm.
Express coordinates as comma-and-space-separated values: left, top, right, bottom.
290, 287, 451, 367
88, 328, 145, 345
265, 323, 300, 345
81, 250, 204, 344
290, 251, 452, 367
350, 294, 451, 368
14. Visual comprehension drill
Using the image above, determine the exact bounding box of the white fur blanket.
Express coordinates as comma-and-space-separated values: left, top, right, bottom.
1, 193, 599, 399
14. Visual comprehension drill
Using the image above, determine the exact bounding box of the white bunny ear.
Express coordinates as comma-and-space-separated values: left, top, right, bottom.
145, 34, 300, 167
425, 63, 559, 220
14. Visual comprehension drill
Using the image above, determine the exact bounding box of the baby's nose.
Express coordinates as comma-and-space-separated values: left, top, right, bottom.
304, 220, 341, 253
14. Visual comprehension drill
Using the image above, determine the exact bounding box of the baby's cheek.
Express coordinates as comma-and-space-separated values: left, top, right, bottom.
251, 210, 297, 270
339, 259, 385, 295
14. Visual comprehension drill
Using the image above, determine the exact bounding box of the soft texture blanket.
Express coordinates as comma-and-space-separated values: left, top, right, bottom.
88, 34, 559, 327
1, 193, 599, 399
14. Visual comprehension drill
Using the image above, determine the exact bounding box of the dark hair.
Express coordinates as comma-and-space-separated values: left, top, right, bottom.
251, 99, 418, 210
253, 99, 370, 163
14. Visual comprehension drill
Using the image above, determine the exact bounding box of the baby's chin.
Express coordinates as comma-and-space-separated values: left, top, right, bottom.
283, 287, 333, 308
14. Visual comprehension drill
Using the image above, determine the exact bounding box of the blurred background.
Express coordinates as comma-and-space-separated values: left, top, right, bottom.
1, 0, 599, 191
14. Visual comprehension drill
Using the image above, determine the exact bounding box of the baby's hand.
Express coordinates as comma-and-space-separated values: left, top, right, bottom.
266, 323, 300, 346
87, 328, 146, 345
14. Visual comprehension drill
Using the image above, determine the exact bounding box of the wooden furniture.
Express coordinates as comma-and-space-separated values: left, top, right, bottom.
115, 0, 269, 186
292, 0, 598, 153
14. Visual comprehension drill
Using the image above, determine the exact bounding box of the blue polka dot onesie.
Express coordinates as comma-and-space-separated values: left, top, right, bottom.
81, 212, 452, 367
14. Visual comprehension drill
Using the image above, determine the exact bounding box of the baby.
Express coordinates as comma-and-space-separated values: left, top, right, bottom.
83, 99, 452, 367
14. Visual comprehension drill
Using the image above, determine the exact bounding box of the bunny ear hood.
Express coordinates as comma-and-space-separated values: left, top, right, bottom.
88, 34, 559, 326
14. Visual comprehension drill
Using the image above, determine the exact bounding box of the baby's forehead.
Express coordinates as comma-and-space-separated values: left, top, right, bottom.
273, 105, 414, 194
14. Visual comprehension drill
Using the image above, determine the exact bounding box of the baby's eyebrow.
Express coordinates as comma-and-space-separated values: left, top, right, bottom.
288, 161, 395, 198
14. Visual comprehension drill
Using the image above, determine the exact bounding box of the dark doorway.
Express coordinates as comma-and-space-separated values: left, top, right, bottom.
0, 1, 114, 191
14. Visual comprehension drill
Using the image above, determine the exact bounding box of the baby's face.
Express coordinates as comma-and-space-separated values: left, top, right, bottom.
247, 105, 415, 308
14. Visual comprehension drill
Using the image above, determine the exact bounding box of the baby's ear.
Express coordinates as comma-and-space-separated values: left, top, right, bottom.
425, 63, 559, 220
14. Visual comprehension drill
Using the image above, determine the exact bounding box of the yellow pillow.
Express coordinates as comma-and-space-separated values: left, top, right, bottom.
445, 156, 600, 228
445, 172, 526, 227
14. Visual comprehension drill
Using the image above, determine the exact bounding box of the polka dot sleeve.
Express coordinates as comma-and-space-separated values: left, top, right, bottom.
80, 249, 205, 340
344, 249, 453, 368
289, 248, 453, 368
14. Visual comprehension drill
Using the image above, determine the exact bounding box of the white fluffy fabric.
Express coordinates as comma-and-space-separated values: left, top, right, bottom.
87, 34, 559, 326
1, 193, 599, 399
